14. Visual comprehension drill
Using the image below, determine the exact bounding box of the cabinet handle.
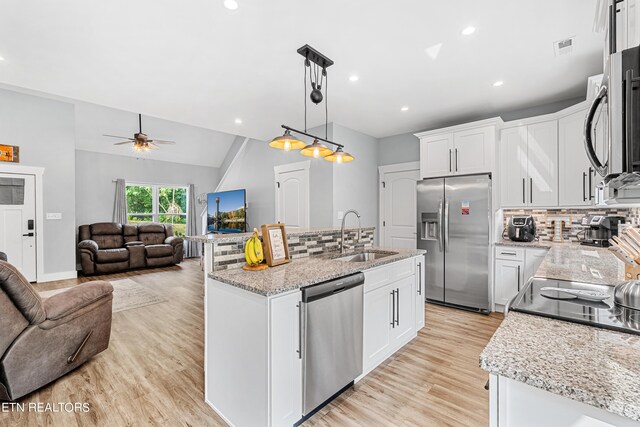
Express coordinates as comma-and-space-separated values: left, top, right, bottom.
522, 178, 525, 204
500, 251, 517, 256
582, 172, 587, 202
589, 167, 594, 200
530, 177, 533, 204
517, 265, 521, 292
455, 148, 459, 172
449, 149, 452, 172
390, 291, 395, 328
417, 262, 422, 296
297, 303, 303, 359
395, 288, 400, 326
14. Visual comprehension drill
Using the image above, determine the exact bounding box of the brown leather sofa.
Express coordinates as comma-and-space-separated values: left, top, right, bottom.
0, 258, 113, 401
78, 223, 184, 275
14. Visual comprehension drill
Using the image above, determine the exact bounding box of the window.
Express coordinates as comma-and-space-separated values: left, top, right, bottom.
126, 184, 188, 237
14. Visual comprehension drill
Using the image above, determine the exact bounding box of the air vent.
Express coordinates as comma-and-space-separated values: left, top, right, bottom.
554, 37, 575, 56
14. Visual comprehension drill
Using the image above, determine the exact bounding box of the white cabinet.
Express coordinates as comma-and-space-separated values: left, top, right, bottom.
454, 126, 495, 175
416, 120, 499, 179
362, 257, 419, 376
493, 247, 549, 311
363, 283, 394, 371
415, 257, 425, 331
269, 291, 302, 427
499, 121, 558, 207
420, 133, 454, 178
559, 109, 599, 206
494, 259, 524, 307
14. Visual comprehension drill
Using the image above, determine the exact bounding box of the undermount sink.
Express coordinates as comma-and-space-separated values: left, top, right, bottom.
335, 251, 397, 263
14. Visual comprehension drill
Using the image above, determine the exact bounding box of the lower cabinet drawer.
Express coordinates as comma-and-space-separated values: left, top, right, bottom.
495, 246, 525, 262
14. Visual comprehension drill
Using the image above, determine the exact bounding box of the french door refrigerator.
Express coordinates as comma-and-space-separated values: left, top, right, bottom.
417, 174, 490, 312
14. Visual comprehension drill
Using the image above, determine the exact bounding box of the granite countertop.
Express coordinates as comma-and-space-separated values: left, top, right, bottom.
483, 239, 637, 420
480, 312, 640, 421
495, 239, 555, 248
185, 226, 375, 243
208, 247, 425, 296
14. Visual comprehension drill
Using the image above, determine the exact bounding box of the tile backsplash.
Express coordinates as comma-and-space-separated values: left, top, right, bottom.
212, 228, 374, 270
502, 208, 640, 242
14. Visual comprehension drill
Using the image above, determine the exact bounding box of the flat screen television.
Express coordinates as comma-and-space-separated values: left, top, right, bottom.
207, 189, 247, 234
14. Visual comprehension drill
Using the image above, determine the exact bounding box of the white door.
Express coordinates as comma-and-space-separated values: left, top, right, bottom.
381, 168, 419, 249
499, 127, 529, 207
559, 110, 591, 206
527, 121, 558, 207
275, 162, 310, 230
420, 133, 453, 178
0, 173, 36, 281
454, 126, 494, 175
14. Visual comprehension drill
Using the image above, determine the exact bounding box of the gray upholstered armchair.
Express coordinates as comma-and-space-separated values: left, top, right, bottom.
0, 258, 113, 401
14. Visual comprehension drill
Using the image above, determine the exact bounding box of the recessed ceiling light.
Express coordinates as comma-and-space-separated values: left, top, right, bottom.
224, 0, 238, 10
461, 26, 476, 36
0, 56, 4, 61
401, 106, 409, 112
349, 75, 359, 82
234, 118, 243, 124
493, 81, 504, 87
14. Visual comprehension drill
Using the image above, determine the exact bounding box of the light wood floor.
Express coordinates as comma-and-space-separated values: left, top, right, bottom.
1, 260, 502, 427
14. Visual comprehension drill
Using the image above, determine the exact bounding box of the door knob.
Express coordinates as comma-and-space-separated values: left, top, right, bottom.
22, 233, 34, 237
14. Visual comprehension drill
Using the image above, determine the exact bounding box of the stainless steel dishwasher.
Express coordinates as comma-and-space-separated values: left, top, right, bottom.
302, 272, 364, 416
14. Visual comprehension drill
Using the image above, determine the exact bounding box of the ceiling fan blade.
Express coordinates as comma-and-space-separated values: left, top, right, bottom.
103, 134, 135, 140
148, 142, 160, 150
147, 140, 176, 145
113, 141, 133, 145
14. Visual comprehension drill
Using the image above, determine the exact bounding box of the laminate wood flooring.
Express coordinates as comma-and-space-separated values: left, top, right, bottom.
0, 261, 502, 427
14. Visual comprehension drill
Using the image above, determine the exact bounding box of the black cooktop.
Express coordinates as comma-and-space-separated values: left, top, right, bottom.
510, 277, 640, 336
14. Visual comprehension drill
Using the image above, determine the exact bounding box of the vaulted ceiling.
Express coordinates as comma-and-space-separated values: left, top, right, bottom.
0, 0, 604, 141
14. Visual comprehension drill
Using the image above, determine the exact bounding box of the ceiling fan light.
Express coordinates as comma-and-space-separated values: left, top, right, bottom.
300, 139, 333, 158
269, 130, 306, 151
324, 147, 354, 163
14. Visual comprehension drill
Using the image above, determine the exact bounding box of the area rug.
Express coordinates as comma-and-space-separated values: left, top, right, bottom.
38, 278, 167, 313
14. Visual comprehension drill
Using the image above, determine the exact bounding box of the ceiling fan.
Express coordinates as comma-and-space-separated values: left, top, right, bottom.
103, 114, 176, 152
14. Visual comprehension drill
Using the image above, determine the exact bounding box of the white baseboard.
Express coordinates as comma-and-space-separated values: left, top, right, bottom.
38, 270, 78, 283
205, 399, 235, 427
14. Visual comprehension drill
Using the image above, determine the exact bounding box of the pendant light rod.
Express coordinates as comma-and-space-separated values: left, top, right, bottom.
281, 125, 344, 149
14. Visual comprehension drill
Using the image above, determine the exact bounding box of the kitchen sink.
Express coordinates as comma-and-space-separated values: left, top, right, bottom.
335, 251, 397, 262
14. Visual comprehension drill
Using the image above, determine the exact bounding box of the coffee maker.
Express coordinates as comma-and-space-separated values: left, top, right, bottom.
579, 215, 625, 247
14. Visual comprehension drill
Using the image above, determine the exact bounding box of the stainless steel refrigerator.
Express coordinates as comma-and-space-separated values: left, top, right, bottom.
417, 174, 490, 312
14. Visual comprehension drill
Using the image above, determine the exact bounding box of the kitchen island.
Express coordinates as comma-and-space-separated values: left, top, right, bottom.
201, 244, 425, 427
482, 243, 640, 426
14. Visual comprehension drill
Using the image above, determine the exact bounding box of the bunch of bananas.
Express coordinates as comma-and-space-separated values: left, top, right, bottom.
244, 228, 264, 266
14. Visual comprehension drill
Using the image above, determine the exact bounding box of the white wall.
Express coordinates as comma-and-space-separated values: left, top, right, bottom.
331, 123, 379, 229
75, 150, 219, 234
0, 88, 77, 276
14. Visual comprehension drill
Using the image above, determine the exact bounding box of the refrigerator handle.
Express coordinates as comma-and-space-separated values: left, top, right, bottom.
444, 198, 450, 252
437, 199, 444, 252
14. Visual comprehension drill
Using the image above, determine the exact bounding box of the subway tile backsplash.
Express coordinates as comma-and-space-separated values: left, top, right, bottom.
502, 208, 640, 242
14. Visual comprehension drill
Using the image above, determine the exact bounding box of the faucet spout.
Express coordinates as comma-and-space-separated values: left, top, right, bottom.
340, 209, 361, 254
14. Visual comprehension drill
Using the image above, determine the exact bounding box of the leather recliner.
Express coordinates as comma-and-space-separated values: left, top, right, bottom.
78, 222, 184, 275
0, 258, 113, 401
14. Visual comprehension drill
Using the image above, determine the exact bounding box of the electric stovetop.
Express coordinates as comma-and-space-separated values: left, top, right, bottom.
510, 277, 640, 336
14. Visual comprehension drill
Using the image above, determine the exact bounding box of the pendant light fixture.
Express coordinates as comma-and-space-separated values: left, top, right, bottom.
269, 44, 354, 163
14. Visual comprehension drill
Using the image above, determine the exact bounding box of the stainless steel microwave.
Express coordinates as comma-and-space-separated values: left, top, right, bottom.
584, 45, 640, 203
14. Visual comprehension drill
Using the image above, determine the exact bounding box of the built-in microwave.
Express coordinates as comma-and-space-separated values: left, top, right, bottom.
585, 43, 640, 203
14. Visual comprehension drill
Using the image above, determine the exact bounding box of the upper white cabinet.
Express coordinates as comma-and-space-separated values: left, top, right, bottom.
499, 121, 558, 207
416, 119, 500, 179
419, 133, 454, 178
559, 109, 598, 206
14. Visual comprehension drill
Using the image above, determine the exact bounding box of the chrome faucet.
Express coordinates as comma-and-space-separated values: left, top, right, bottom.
340, 209, 361, 254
